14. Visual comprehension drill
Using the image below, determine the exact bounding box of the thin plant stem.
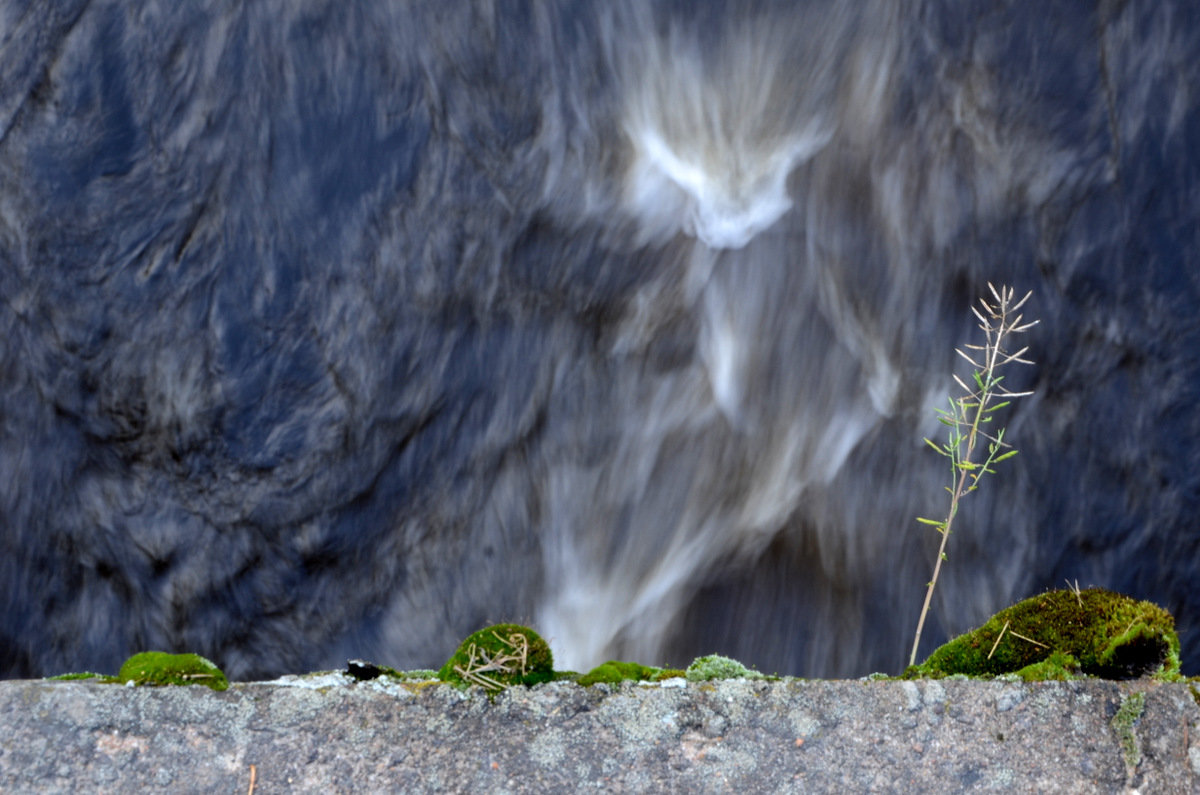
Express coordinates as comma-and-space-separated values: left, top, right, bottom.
908, 283, 1037, 668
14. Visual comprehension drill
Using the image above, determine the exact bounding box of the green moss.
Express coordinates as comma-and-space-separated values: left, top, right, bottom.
1111, 691, 1145, 771
905, 588, 1180, 680
116, 652, 229, 691
437, 623, 554, 692
685, 654, 765, 682
578, 660, 660, 686
574, 660, 690, 686
45, 672, 103, 681
1009, 650, 1081, 681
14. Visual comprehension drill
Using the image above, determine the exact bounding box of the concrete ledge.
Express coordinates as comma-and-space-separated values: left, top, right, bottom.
2, 677, 1198, 793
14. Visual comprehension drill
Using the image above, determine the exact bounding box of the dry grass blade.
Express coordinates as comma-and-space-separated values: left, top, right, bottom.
955, 348, 983, 368
987, 621, 1010, 660
1007, 288, 1033, 313
1008, 630, 1049, 649
1067, 579, 1084, 607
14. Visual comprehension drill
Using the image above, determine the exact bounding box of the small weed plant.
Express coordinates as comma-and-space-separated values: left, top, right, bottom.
909, 283, 1038, 668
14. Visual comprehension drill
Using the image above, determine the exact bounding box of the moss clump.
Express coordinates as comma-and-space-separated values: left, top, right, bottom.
46, 672, 103, 681
437, 624, 554, 692
575, 660, 687, 686
578, 660, 658, 686
116, 652, 229, 691
905, 588, 1180, 680
686, 654, 765, 682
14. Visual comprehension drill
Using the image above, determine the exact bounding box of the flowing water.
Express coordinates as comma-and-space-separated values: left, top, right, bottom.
1, 0, 1197, 679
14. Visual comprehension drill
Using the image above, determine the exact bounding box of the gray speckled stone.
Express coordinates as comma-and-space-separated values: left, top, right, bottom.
2, 678, 1197, 793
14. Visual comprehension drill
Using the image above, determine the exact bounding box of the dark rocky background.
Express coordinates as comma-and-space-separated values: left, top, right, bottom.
1, 0, 1198, 681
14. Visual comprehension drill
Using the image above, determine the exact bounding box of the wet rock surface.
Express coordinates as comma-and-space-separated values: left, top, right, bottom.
4, 0, 1200, 683
2, 678, 1198, 793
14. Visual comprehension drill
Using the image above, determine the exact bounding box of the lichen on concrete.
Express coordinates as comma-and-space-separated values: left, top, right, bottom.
685, 654, 766, 682
1111, 690, 1145, 774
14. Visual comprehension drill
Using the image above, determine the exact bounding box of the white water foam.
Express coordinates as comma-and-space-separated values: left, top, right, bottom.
625, 124, 830, 249
617, 17, 834, 250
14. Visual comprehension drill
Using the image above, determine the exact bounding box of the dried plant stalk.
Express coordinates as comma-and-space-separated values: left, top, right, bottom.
909, 283, 1038, 668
